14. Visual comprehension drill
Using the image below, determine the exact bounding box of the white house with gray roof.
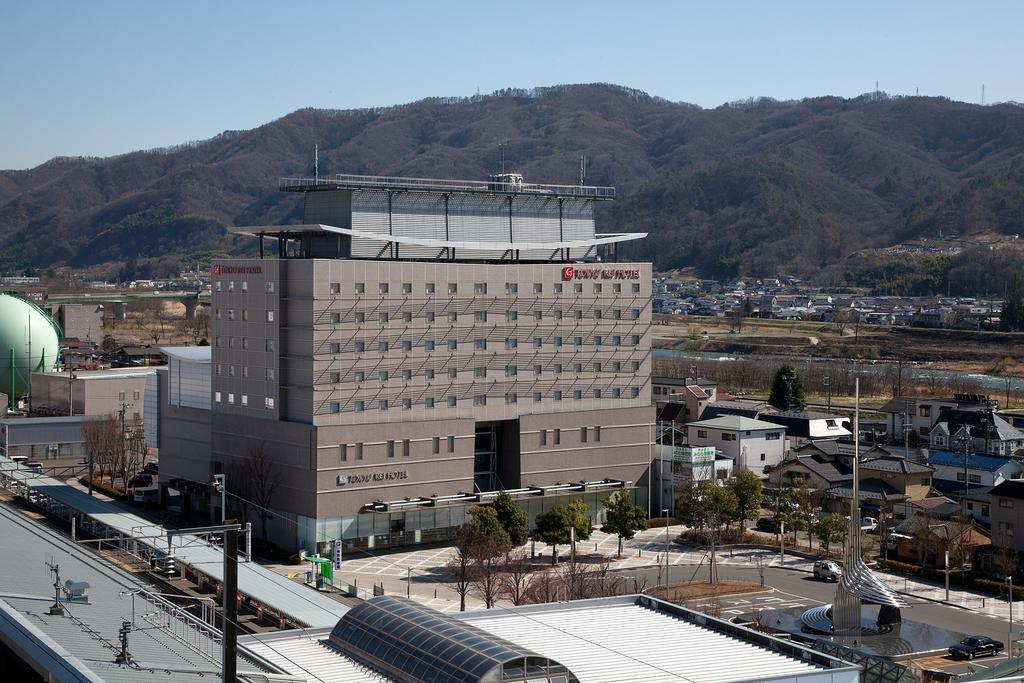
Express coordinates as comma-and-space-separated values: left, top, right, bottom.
682, 415, 788, 475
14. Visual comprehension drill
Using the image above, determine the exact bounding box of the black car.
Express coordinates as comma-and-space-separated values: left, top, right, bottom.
755, 517, 780, 533
949, 636, 1004, 660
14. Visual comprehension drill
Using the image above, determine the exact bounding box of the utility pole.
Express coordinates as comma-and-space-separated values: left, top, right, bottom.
223, 528, 239, 683
824, 376, 832, 414
212, 474, 226, 525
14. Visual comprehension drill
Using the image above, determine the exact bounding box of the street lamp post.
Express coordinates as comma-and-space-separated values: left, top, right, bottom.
928, 524, 950, 602
662, 508, 670, 591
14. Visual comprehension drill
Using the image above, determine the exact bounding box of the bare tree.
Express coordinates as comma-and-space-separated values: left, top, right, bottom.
247, 443, 282, 540
81, 414, 120, 484
471, 541, 506, 609
498, 549, 535, 606
522, 569, 560, 604
112, 426, 145, 491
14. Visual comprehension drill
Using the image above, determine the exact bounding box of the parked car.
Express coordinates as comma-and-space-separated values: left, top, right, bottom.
756, 517, 781, 533
949, 636, 1003, 660
860, 517, 879, 533
10, 455, 28, 465
128, 473, 153, 488
813, 560, 842, 582
24, 461, 43, 471
143, 460, 159, 474
133, 486, 160, 509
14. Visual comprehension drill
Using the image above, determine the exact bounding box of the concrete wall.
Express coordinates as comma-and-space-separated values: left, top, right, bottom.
154, 368, 212, 487
31, 371, 150, 422
685, 425, 787, 474
56, 303, 103, 343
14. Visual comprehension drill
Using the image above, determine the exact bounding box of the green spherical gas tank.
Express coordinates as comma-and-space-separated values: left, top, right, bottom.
0, 294, 62, 404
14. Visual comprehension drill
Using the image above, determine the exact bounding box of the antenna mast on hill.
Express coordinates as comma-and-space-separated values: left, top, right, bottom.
982, 84, 986, 105
314, 144, 319, 180
579, 156, 586, 186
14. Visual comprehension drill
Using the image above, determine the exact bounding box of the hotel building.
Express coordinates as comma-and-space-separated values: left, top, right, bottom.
206, 173, 654, 552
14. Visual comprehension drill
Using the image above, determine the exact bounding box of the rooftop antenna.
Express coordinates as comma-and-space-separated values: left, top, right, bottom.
916, 86, 919, 96
579, 155, 587, 186
875, 80, 879, 95
981, 84, 986, 105
46, 560, 63, 615
498, 140, 509, 173
314, 144, 319, 180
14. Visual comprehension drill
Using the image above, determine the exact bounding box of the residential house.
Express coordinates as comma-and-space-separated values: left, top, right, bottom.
682, 415, 788, 475
878, 396, 959, 443
769, 454, 852, 506
792, 439, 893, 469
977, 480, 1024, 576
927, 451, 1023, 491
767, 410, 852, 442
823, 456, 933, 516
652, 376, 718, 422
892, 516, 989, 570
930, 406, 1024, 456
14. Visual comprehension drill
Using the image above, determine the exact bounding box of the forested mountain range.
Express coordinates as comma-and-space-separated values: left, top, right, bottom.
2, 83, 1023, 293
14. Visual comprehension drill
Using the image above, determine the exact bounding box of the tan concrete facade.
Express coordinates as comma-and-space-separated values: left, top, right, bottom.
209, 257, 654, 549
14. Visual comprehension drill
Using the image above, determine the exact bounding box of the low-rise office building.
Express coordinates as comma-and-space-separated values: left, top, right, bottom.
31, 366, 152, 422
681, 415, 787, 475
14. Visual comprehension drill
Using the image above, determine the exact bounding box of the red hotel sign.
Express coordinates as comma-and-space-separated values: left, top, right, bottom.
212, 264, 263, 276
561, 265, 640, 281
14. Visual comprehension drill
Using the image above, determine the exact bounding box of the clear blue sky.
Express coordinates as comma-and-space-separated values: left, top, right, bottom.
2, 0, 1022, 170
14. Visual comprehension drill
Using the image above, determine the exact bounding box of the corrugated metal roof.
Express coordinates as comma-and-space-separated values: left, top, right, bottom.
0, 459, 348, 629
460, 599, 849, 683
686, 415, 787, 432
241, 629, 393, 683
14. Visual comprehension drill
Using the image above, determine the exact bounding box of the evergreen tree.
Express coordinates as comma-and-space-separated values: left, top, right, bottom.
491, 491, 529, 547
729, 469, 764, 529
1002, 273, 1024, 332
600, 490, 648, 558
768, 364, 805, 411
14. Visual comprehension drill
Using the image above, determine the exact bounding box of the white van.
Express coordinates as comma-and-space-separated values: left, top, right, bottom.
133, 486, 160, 508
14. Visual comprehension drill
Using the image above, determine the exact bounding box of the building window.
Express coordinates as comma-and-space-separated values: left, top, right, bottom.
594, 426, 601, 441
402, 282, 412, 295
554, 390, 563, 401
215, 364, 222, 375
447, 435, 455, 453
448, 311, 458, 322
329, 371, 341, 383
613, 309, 622, 319
505, 338, 517, 349
630, 387, 639, 397
594, 336, 602, 346
540, 429, 547, 446
920, 405, 932, 417
533, 311, 542, 321
425, 282, 435, 294
766, 432, 781, 440
425, 340, 435, 352
241, 395, 249, 407
573, 283, 583, 294
353, 282, 364, 294
760, 454, 766, 461
340, 443, 347, 461
553, 310, 563, 320
402, 369, 412, 381
387, 440, 395, 458
506, 283, 518, 294
553, 429, 561, 445
505, 365, 517, 377
378, 283, 389, 295
331, 342, 342, 353
573, 336, 582, 347
448, 368, 458, 379
574, 310, 583, 320
475, 339, 487, 350
697, 429, 708, 438
379, 312, 389, 324
632, 283, 641, 293
594, 283, 602, 293
118, 391, 126, 402
355, 443, 364, 460
475, 367, 487, 378
402, 340, 412, 352
425, 397, 435, 408
982, 504, 990, 516
403, 312, 412, 323
506, 310, 518, 322
425, 369, 435, 380
722, 433, 737, 441
1001, 499, 1014, 509
448, 283, 458, 295
354, 311, 365, 323
581, 427, 588, 443
448, 339, 458, 351
533, 337, 542, 348
331, 312, 342, 324
402, 398, 412, 410
330, 402, 340, 413
432, 437, 440, 454
215, 282, 222, 292
474, 395, 487, 406
554, 283, 563, 293
612, 388, 621, 398
632, 308, 641, 319
133, 390, 140, 401
242, 338, 249, 350
631, 335, 641, 346
379, 341, 389, 353
554, 363, 563, 374
266, 282, 275, 293
505, 393, 517, 404
613, 283, 621, 294
379, 400, 389, 411
447, 396, 457, 407
573, 390, 582, 400
593, 389, 602, 398
379, 370, 389, 382
594, 309, 602, 319
330, 283, 341, 295
533, 364, 542, 375
265, 397, 275, 409
533, 282, 543, 294
214, 392, 222, 403
227, 393, 235, 404
593, 362, 602, 373
228, 281, 234, 292
402, 439, 410, 456
474, 283, 488, 294
474, 311, 487, 322
265, 339, 276, 352
533, 392, 542, 402
553, 336, 563, 347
